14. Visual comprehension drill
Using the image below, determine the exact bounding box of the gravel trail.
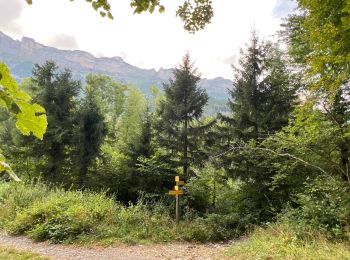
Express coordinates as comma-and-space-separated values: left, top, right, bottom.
0, 233, 231, 259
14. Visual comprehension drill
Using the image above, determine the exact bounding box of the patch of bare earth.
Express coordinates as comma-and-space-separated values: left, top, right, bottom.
0, 233, 233, 259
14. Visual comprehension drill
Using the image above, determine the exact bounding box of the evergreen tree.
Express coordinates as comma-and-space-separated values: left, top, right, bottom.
132, 105, 153, 160
227, 33, 296, 141
31, 61, 80, 182
228, 32, 265, 141
76, 85, 106, 186
157, 53, 209, 176
213, 34, 298, 222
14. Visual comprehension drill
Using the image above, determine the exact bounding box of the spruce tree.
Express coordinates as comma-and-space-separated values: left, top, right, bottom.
227, 33, 296, 141
217, 33, 298, 222
157, 53, 209, 176
31, 61, 80, 182
76, 85, 106, 186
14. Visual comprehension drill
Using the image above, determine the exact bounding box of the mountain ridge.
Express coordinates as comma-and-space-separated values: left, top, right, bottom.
0, 31, 231, 100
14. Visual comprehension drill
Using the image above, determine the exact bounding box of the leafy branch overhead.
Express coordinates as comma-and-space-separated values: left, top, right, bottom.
0, 63, 47, 140
24, 0, 213, 33
0, 62, 47, 181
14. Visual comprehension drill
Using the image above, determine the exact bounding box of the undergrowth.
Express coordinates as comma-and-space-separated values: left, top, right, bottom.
227, 223, 350, 259
0, 181, 239, 244
0, 246, 47, 260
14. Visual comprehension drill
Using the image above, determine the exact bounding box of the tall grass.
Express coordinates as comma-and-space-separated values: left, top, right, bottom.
227, 223, 350, 259
0, 181, 238, 244
0, 246, 47, 260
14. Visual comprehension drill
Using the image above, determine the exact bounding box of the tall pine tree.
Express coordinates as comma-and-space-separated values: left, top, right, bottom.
76, 85, 106, 186
157, 53, 209, 177
227, 32, 296, 142
31, 61, 80, 182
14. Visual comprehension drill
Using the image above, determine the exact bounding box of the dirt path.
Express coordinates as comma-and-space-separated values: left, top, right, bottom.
0, 233, 231, 259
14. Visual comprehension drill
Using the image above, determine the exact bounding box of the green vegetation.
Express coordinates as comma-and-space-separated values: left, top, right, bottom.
227, 224, 350, 260
0, 181, 238, 244
0, 1, 349, 258
0, 246, 46, 260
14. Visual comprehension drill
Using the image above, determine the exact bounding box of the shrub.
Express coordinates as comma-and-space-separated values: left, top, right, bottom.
227, 223, 350, 259
0, 181, 50, 226
0, 181, 239, 244
282, 176, 350, 240
5, 188, 117, 243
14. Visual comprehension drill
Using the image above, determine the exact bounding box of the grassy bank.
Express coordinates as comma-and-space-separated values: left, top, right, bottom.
0, 181, 238, 244
0, 246, 47, 260
227, 224, 350, 259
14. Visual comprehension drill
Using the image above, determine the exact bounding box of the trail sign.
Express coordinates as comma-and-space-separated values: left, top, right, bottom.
168, 175, 185, 224
177, 180, 185, 186
169, 190, 183, 195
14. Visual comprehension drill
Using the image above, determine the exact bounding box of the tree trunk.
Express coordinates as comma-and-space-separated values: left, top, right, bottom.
183, 115, 188, 176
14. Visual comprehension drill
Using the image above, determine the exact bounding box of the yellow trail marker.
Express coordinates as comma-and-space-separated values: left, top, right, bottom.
169, 190, 183, 195
177, 180, 185, 186
170, 176, 185, 225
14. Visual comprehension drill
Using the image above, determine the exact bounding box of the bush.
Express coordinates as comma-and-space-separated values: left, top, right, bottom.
0, 181, 239, 244
0, 181, 50, 226
282, 176, 350, 240
7, 190, 117, 243
227, 223, 350, 259
179, 213, 241, 242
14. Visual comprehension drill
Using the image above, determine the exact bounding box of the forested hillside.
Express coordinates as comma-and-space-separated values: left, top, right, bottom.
0, 0, 349, 258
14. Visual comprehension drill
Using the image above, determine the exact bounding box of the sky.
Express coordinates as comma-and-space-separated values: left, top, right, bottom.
0, 0, 296, 79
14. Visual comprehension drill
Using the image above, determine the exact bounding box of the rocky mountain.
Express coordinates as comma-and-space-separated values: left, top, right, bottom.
0, 31, 231, 101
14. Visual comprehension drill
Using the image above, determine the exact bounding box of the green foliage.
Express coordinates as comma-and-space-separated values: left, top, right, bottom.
0, 181, 238, 244
0, 63, 47, 141
284, 0, 350, 98
227, 223, 350, 259
10, 190, 116, 243
29, 61, 80, 182
0, 246, 47, 260
85, 74, 126, 135
226, 33, 296, 141
184, 164, 234, 213
157, 53, 210, 176
281, 176, 350, 240
176, 0, 213, 33
0, 62, 47, 181
117, 87, 147, 151
75, 84, 106, 185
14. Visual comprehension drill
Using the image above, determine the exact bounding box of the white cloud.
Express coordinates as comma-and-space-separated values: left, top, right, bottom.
48, 34, 78, 50
0, 0, 25, 36
3, 0, 294, 79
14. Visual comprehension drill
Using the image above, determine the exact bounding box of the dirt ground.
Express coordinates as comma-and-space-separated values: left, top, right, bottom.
0, 233, 233, 259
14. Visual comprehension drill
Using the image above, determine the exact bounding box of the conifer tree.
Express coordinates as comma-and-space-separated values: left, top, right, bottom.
31, 61, 80, 182
227, 33, 296, 141
76, 85, 106, 186
157, 53, 209, 176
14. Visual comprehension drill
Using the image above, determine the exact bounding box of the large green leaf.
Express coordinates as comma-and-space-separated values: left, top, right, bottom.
0, 62, 47, 139
0, 62, 48, 181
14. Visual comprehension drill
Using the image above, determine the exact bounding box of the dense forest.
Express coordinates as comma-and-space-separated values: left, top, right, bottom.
0, 0, 350, 258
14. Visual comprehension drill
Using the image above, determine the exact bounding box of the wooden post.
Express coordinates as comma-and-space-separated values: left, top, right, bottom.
176, 194, 179, 225
169, 176, 184, 225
